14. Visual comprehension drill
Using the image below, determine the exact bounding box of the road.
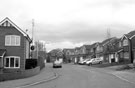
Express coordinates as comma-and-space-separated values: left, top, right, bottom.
24, 64, 135, 88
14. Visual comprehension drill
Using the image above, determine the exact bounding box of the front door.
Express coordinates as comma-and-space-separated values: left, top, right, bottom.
132, 51, 135, 63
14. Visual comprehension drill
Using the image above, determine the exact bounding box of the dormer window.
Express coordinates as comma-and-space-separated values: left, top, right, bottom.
123, 39, 128, 46
5, 35, 20, 46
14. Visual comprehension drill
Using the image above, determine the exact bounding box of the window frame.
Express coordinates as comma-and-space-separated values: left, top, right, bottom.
4, 56, 20, 68
123, 39, 128, 46
119, 41, 122, 47
5, 35, 21, 46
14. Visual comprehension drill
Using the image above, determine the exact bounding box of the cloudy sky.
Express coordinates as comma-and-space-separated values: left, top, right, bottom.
1, 0, 135, 51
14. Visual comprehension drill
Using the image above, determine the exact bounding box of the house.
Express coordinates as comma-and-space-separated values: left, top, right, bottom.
117, 30, 135, 63
101, 37, 117, 63
89, 42, 98, 59
74, 47, 81, 64
0, 17, 32, 73
63, 48, 75, 63
78, 45, 93, 60
48, 49, 63, 62
95, 42, 103, 60
106, 38, 119, 63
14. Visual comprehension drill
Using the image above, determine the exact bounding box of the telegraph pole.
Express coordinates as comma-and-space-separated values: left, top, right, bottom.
37, 40, 39, 59
106, 28, 111, 39
32, 19, 34, 45
31, 19, 35, 58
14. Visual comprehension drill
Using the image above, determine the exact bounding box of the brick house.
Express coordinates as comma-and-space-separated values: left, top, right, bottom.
63, 49, 75, 63
74, 47, 81, 64
80, 45, 92, 59
105, 38, 119, 63
101, 37, 117, 63
95, 42, 103, 60
0, 17, 32, 73
89, 43, 98, 59
118, 30, 135, 63
48, 49, 63, 62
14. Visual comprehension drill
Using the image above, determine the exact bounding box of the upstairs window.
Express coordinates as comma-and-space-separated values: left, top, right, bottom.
5, 35, 20, 46
119, 42, 122, 47
83, 48, 85, 54
123, 39, 128, 46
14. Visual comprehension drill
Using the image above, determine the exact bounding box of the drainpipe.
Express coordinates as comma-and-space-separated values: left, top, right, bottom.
129, 39, 133, 63
0, 56, 3, 74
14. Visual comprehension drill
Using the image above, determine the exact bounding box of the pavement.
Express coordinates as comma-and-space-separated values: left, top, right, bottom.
74, 63, 135, 86
0, 63, 56, 88
86, 63, 135, 85
105, 64, 135, 84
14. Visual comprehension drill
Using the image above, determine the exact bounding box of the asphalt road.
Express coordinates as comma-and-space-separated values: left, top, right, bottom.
27, 63, 135, 88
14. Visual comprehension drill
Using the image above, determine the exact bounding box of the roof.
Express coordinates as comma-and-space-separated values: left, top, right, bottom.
75, 47, 81, 50
122, 30, 135, 39
0, 17, 32, 42
0, 17, 27, 36
0, 49, 6, 57
126, 30, 135, 38
90, 42, 98, 48
83, 45, 92, 50
101, 37, 116, 46
63, 48, 75, 53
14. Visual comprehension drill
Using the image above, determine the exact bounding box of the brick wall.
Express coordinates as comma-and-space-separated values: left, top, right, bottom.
0, 66, 40, 82
0, 26, 25, 71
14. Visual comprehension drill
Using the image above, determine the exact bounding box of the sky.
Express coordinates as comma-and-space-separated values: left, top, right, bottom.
0, 0, 135, 52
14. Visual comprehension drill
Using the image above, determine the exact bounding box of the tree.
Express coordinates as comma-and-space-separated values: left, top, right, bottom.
33, 41, 46, 59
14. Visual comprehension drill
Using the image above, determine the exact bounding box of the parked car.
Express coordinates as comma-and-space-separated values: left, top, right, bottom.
83, 58, 91, 64
86, 59, 94, 66
53, 58, 63, 68
86, 58, 103, 66
78, 59, 89, 65
78, 60, 85, 65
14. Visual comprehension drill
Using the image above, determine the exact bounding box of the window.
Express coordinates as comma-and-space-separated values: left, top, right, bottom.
91, 49, 93, 52
4, 56, 20, 68
5, 36, 10, 45
119, 42, 122, 47
83, 48, 85, 54
123, 39, 128, 46
5, 35, 20, 46
124, 52, 129, 59
16, 36, 20, 45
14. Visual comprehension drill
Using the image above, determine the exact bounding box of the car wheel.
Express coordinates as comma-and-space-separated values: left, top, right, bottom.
99, 61, 102, 64
88, 63, 92, 66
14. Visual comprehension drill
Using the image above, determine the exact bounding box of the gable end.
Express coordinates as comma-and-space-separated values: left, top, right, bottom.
0, 17, 27, 36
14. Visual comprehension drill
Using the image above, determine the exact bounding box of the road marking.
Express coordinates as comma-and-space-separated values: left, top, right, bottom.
15, 72, 59, 88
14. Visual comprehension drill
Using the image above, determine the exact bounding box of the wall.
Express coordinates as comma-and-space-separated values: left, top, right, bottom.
0, 66, 40, 82
0, 26, 25, 71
